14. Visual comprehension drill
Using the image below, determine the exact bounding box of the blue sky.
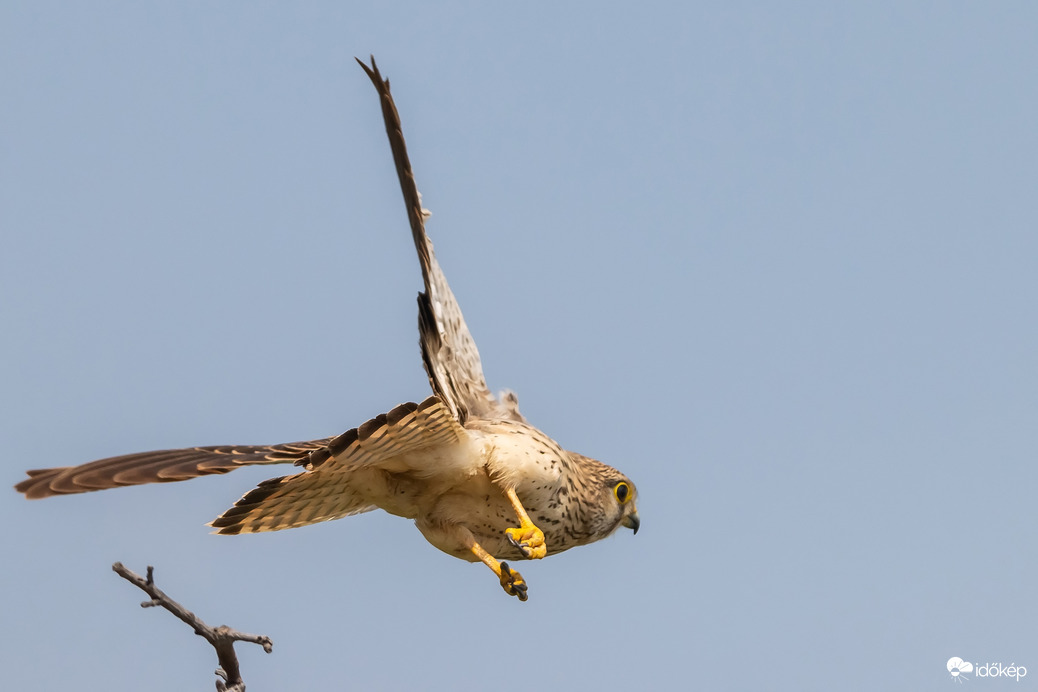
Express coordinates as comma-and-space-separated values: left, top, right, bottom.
3, 3, 1036, 690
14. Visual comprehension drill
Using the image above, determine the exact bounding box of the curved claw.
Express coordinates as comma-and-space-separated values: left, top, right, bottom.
505, 525, 547, 560
499, 562, 529, 601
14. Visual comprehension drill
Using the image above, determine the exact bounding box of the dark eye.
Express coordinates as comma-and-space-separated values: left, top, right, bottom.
614, 482, 630, 504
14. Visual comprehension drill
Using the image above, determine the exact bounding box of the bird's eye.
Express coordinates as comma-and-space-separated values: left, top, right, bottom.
613, 482, 631, 504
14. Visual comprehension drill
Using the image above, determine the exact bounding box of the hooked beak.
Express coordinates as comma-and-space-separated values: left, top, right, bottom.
622, 509, 640, 535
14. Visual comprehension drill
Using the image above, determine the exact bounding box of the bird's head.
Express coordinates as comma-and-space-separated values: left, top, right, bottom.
569, 453, 640, 539
610, 475, 640, 536
614, 478, 640, 535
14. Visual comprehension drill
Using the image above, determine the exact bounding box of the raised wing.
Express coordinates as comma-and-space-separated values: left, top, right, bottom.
357, 56, 515, 424
15, 59, 524, 503
209, 396, 471, 533
15, 439, 330, 499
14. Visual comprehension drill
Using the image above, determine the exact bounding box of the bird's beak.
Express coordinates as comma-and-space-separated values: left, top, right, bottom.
622, 510, 640, 535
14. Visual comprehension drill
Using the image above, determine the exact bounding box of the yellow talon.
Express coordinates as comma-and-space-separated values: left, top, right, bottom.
505, 524, 547, 559
460, 525, 532, 602
456, 488, 546, 601
503, 487, 548, 559
499, 562, 528, 601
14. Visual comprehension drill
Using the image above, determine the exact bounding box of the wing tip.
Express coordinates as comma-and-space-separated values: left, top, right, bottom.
15, 468, 75, 499
355, 54, 386, 89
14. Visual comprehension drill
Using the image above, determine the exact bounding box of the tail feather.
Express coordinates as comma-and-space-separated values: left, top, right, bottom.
208, 472, 378, 534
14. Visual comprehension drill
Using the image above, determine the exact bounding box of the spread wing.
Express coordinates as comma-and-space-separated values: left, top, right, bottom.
15, 58, 522, 505
15, 396, 462, 513
209, 396, 471, 534
15, 439, 330, 499
357, 56, 523, 425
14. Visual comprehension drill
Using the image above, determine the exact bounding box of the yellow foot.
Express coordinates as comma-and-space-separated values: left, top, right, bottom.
505, 523, 547, 559
499, 562, 528, 601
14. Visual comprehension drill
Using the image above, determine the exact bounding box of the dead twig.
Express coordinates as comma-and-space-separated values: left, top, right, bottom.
112, 562, 273, 692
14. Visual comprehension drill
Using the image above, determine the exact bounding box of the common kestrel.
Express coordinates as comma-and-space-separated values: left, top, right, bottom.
15, 57, 639, 601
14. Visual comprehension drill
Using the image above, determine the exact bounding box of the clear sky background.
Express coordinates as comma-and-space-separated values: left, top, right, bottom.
2, 3, 1036, 690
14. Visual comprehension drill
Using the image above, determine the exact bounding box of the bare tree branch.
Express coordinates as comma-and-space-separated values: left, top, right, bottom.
112, 562, 273, 692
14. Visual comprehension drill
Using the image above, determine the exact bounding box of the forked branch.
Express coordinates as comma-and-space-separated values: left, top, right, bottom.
112, 562, 273, 692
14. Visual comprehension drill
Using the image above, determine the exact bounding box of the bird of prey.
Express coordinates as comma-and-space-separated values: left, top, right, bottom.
15, 57, 639, 601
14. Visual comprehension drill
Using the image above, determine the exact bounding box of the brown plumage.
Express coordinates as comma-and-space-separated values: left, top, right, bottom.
14, 57, 639, 601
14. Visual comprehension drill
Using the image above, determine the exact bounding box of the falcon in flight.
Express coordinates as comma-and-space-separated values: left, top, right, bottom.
15, 57, 640, 601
